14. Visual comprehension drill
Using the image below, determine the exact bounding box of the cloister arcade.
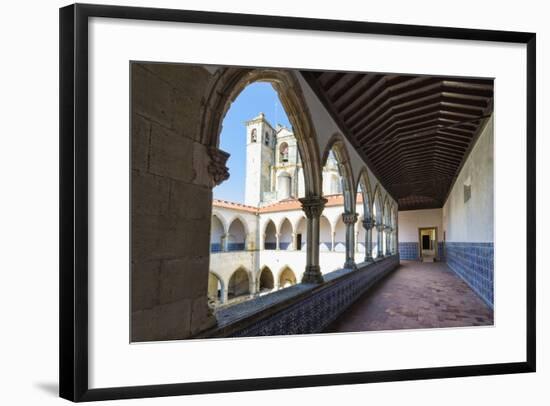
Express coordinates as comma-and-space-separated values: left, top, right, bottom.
131, 62, 492, 342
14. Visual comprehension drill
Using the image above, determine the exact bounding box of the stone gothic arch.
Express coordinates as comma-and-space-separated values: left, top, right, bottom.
200, 68, 323, 198
321, 133, 356, 214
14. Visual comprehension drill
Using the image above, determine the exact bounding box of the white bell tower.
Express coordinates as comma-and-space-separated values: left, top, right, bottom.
244, 113, 276, 207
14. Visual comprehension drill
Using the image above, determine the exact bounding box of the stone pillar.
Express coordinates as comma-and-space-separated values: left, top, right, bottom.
276, 233, 280, 251
342, 212, 358, 269
377, 223, 384, 258
292, 232, 297, 251
355, 230, 359, 254
363, 217, 374, 263
220, 284, 228, 304
221, 233, 229, 252
385, 226, 392, 256
249, 274, 256, 298
299, 196, 327, 284
331, 231, 336, 252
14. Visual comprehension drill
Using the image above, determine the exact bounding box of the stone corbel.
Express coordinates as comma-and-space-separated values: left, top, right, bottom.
207, 147, 230, 187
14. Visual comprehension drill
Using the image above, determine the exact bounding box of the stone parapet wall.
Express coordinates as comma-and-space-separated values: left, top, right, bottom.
200, 256, 399, 338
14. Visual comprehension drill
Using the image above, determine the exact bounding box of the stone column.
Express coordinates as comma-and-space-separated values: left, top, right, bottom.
299, 196, 327, 284
331, 231, 336, 252
363, 217, 374, 263
342, 212, 358, 269
292, 232, 297, 251
377, 223, 384, 258
220, 284, 228, 304
249, 274, 256, 298
276, 233, 280, 251
221, 233, 229, 252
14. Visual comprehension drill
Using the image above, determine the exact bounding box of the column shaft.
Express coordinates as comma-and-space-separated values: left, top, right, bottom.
299, 196, 327, 284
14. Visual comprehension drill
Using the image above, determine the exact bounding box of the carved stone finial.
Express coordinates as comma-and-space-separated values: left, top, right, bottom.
299, 196, 327, 219
207, 147, 230, 186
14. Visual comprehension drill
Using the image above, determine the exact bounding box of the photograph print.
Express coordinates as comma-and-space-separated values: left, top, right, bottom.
131, 62, 494, 342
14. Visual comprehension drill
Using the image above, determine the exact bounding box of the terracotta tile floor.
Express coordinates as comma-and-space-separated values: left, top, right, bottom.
326, 260, 493, 333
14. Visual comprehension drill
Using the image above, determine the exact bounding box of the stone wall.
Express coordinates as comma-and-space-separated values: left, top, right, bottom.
131, 63, 218, 342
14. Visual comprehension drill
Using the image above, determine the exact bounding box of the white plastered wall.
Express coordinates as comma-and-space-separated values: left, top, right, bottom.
442, 116, 494, 243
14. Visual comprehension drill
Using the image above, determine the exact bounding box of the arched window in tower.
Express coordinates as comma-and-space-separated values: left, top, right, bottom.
250, 128, 257, 143
279, 142, 289, 163
265, 131, 270, 146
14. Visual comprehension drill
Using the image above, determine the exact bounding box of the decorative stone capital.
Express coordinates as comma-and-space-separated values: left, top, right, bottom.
342, 212, 358, 225
207, 147, 230, 186
299, 196, 327, 219
376, 223, 385, 232
301, 265, 324, 284
344, 259, 357, 270
362, 217, 375, 230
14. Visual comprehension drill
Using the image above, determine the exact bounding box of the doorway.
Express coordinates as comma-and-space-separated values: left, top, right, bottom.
418, 227, 437, 262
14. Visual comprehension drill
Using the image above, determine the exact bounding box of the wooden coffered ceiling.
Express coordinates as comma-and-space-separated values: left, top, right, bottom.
301, 70, 494, 211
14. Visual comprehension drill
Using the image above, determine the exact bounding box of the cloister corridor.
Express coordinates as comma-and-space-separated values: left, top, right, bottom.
326, 261, 493, 333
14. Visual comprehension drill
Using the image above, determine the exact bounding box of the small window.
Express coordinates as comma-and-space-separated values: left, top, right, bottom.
279, 142, 289, 163
265, 131, 270, 146
464, 184, 471, 203
250, 128, 257, 143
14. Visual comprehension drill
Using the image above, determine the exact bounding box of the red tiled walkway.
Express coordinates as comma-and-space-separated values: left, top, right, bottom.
326, 260, 493, 332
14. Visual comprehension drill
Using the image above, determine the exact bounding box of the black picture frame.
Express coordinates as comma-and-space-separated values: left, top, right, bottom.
59, 3, 536, 402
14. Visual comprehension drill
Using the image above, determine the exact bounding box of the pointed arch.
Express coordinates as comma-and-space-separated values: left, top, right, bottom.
263, 219, 277, 250
211, 211, 229, 234
210, 214, 225, 252
228, 267, 251, 300
372, 184, 384, 225
258, 266, 275, 292
383, 195, 391, 226
207, 271, 225, 303
201, 68, 322, 197
277, 266, 297, 289
278, 217, 293, 250
355, 167, 373, 221
227, 217, 247, 251
321, 133, 355, 213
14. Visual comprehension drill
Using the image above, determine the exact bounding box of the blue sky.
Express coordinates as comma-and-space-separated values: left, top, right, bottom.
214, 82, 291, 203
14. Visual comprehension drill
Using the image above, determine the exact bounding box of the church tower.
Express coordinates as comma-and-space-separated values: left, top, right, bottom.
244, 113, 276, 207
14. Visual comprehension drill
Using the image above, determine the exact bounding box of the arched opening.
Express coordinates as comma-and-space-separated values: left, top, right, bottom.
227, 218, 246, 251
279, 267, 297, 288
210, 215, 224, 252
279, 218, 293, 250
258, 267, 274, 293
279, 142, 289, 163
334, 216, 346, 252
296, 217, 307, 250
202, 69, 322, 200
322, 151, 343, 196
356, 215, 366, 253
321, 137, 355, 214
228, 268, 250, 300
319, 215, 332, 252
207, 272, 223, 304
264, 220, 277, 250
